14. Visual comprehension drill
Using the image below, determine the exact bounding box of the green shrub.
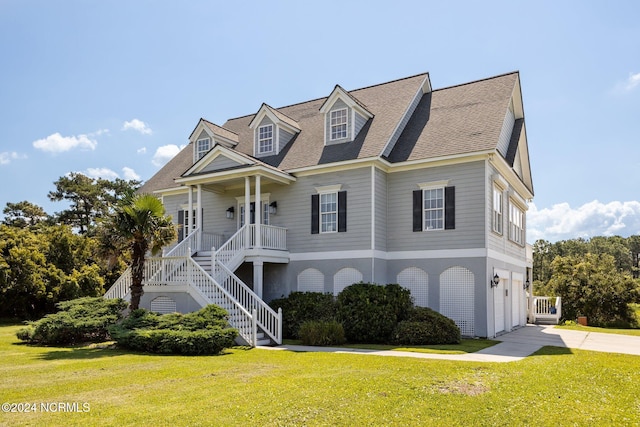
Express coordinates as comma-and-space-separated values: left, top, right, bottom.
16, 297, 127, 345
298, 320, 346, 346
393, 307, 461, 345
269, 292, 337, 339
109, 304, 238, 355
336, 282, 412, 343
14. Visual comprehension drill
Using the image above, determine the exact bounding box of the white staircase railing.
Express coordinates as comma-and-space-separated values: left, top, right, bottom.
214, 261, 282, 344
165, 227, 200, 257
214, 225, 248, 277
104, 266, 132, 300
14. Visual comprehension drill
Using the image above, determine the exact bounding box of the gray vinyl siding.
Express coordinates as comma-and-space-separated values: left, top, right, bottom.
382, 90, 423, 157
278, 128, 294, 153
487, 165, 528, 262
354, 111, 368, 137
374, 167, 387, 251
496, 107, 515, 158
325, 99, 351, 145
254, 117, 276, 156
387, 161, 486, 251
268, 167, 372, 253
200, 155, 243, 173
162, 193, 189, 227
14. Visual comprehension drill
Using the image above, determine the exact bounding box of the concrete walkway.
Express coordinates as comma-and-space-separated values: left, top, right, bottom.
260, 325, 640, 363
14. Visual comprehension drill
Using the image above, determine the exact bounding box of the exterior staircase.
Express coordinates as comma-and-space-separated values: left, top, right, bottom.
104, 225, 285, 346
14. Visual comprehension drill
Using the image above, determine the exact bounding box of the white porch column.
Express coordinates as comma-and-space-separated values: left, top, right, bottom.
255, 175, 261, 248
196, 184, 203, 250
187, 185, 193, 234
253, 260, 264, 298
244, 176, 251, 246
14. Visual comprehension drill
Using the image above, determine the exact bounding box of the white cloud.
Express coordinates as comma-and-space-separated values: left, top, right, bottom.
152, 144, 184, 167
528, 200, 640, 242
625, 72, 640, 91
33, 132, 97, 153
122, 167, 140, 181
0, 151, 27, 165
84, 167, 119, 180
137, 147, 147, 154
122, 119, 152, 135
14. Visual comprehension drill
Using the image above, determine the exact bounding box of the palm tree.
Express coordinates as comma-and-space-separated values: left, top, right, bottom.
106, 194, 176, 310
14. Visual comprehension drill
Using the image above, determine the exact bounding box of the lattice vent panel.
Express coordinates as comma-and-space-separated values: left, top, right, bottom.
439, 266, 475, 336
297, 268, 325, 293
333, 268, 363, 296
397, 267, 429, 307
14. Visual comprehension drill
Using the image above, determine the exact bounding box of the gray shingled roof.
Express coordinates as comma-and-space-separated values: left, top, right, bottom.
139, 71, 519, 193
202, 119, 239, 143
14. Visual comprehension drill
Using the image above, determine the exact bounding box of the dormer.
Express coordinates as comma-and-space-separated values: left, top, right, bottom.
189, 119, 239, 163
248, 104, 300, 158
319, 85, 374, 145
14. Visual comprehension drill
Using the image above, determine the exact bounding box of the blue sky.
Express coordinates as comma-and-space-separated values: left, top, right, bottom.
0, 1, 639, 243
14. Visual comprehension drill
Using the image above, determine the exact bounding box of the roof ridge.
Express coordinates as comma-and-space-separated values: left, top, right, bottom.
225, 72, 431, 121
433, 71, 519, 92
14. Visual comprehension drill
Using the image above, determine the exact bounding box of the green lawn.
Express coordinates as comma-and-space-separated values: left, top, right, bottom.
284, 338, 497, 354
556, 323, 640, 336
1, 324, 639, 426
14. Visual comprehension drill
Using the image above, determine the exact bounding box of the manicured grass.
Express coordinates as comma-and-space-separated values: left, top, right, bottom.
556, 323, 640, 336
284, 338, 498, 354
1, 324, 640, 426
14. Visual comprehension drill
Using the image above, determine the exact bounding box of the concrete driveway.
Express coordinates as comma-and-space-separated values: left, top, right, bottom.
495, 324, 640, 357
265, 324, 640, 363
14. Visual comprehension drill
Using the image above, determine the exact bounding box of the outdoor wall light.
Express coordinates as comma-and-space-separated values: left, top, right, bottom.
269, 201, 277, 215
524, 280, 530, 290
490, 273, 500, 288
226, 206, 234, 219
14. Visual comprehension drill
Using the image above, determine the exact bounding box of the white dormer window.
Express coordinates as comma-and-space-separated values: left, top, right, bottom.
258, 124, 274, 154
196, 138, 211, 160
330, 108, 348, 140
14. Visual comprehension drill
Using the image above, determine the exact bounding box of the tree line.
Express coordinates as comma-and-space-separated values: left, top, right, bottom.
0, 173, 141, 318
532, 236, 640, 326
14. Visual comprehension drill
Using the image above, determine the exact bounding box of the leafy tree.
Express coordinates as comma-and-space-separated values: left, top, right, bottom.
102, 194, 176, 310
48, 173, 140, 234
2, 201, 49, 228
548, 253, 639, 326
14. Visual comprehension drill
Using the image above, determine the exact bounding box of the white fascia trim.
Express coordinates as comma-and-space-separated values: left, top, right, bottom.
184, 146, 253, 176
387, 151, 494, 173
189, 120, 216, 142
493, 173, 509, 191
289, 157, 382, 176
250, 106, 300, 134
290, 248, 491, 262
489, 153, 533, 201
320, 87, 373, 119
176, 165, 295, 185
153, 187, 189, 196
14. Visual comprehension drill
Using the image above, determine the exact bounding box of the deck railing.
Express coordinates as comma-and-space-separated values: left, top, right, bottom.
104, 266, 131, 300
249, 224, 287, 250
529, 296, 562, 324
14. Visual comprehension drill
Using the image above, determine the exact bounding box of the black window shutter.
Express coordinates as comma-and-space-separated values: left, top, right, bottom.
445, 186, 455, 230
338, 191, 347, 232
412, 190, 423, 232
311, 194, 319, 234
177, 210, 184, 242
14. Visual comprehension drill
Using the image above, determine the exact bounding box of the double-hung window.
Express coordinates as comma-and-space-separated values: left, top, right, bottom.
493, 186, 503, 234
196, 138, 210, 160
311, 188, 347, 234
508, 201, 524, 245
413, 184, 455, 232
320, 192, 337, 233
423, 188, 444, 230
258, 124, 273, 154
330, 108, 347, 140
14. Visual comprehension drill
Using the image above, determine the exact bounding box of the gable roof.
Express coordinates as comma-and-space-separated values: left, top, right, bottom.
140, 71, 528, 194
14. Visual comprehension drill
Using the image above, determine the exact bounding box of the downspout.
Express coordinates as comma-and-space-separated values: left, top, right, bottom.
371, 165, 375, 283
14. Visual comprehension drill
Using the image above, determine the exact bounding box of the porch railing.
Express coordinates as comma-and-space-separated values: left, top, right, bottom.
529, 296, 562, 324
202, 232, 225, 252
248, 224, 287, 250
165, 227, 200, 257
214, 260, 282, 344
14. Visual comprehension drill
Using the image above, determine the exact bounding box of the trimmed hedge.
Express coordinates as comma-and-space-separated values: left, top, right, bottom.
393, 307, 461, 345
269, 292, 337, 339
16, 297, 127, 345
109, 305, 237, 355
298, 320, 346, 346
337, 283, 412, 343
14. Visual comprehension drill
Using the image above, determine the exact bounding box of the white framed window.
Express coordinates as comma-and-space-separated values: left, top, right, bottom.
493, 186, 503, 234
320, 192, 337, 233
258, 124, 273, 153
508, 201, 524, 245
196, 138, 210, 160
423, 188, 444, 230
330, 108, 348, 140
